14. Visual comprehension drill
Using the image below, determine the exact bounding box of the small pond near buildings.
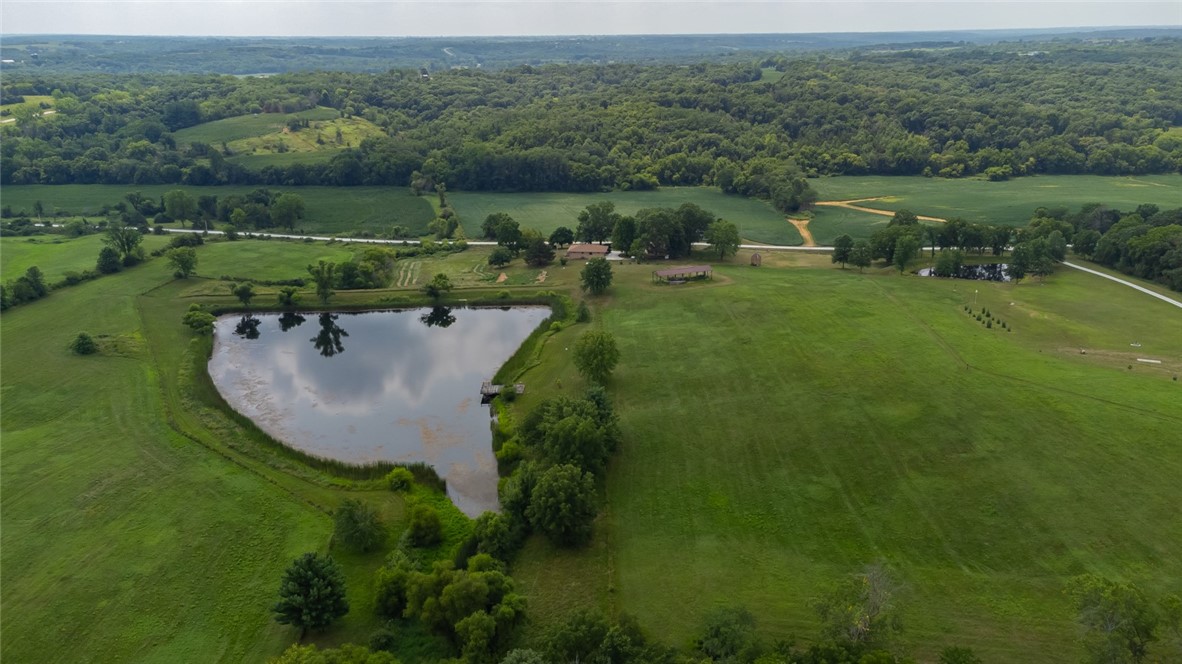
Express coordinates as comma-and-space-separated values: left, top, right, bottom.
917, 263, 1012, 282
208, 306, 550, 517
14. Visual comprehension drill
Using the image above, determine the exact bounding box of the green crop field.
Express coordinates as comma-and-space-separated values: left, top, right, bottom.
0, 185, 435, 236
449, 187, 803, 245
509, 254, 1182, 662
804, 174, 1182, 243
1, 234, 171, 283
172, 108, 340, 145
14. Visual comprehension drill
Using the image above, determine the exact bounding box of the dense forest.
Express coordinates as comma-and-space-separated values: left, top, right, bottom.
2, 38, 1181, 215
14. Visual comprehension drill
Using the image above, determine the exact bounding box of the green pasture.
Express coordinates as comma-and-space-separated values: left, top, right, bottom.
511, 254, 1182, 662
449, 187, 803, 246
0, 240, 472, 663
0, 94, 55, 110
812, 173, 1182, 223
0, 261, 328, 663
172, 107, 339, 145
757, 68, 785, 83
0, 185, 436, 237
1, 234, 171, 283
6, 233, 1182, 663
222, 116, 383, 155
0, 94, 55, 124
194, 239, 355, 282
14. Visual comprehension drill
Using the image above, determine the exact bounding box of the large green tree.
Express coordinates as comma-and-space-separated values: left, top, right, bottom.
705, 219, 741, 260
580, 257, 613, 295
481, 212, 513, 240
521, 392, 618, 475
488, 246, 513, 268
166, 246, 197, 278
573, 330, 620, 384
273, 553, 349, 633
102, 222, 143, 265
576, 202, 619, 244
849, 241, 872, 272
1068, 575, 1159, 664
526, 464, 597, 546
832, 234, 854, 268
522, 230, 556, 267
270, 193, 306, 232
548, 226, 575, 248
893, 235, 920, 274
163, 189, 198, 229
307, 261, 336, 304
423, 272, 453, 299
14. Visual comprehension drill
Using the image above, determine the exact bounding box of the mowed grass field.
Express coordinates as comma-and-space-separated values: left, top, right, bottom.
449, 187, 803, 245
1, 240, 476, 663
6, 220, 1182, 661
0, 185, 435, 236
510, 253, 1182, 661
0, 260, 330, 662
805, 174, 1182, 243
1, 234, 172, 283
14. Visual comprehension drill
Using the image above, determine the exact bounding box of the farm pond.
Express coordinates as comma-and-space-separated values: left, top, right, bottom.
917, 263, 1012, 282
208, 306, 550, 516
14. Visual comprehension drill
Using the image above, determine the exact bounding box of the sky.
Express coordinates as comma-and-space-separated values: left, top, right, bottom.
2, 1, 1179, 37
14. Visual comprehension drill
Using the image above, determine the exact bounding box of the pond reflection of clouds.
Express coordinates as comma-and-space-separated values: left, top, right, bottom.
208, 307, 549, 516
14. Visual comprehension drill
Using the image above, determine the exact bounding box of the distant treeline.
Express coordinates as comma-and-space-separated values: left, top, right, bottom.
5, 29, 1179, 74
1070, 203, 1182, 291
2, 39, 1180, 208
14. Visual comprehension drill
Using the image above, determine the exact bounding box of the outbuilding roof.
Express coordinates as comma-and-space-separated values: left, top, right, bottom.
566, 243, 609, 254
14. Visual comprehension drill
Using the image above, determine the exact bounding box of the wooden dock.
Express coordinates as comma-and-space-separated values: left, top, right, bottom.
480, 382, 526, 401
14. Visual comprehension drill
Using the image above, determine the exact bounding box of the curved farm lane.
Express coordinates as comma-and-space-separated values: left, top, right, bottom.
788, 217, 816, 247
816, 197, 947, 223
1062, 262, 1182, 310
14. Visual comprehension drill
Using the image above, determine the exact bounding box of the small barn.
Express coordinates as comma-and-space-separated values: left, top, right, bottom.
652, 265, 713, 284
566, 243, 610, 260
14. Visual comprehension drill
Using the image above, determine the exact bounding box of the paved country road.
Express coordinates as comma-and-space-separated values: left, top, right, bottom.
156, 228, 1182, 309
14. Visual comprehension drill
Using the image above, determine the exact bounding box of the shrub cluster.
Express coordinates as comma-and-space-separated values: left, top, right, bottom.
374, 553, 526, 663
1, 266, 49, 310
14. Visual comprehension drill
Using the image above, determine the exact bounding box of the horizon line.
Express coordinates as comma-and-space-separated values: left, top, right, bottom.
4, 25, 1181, 39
